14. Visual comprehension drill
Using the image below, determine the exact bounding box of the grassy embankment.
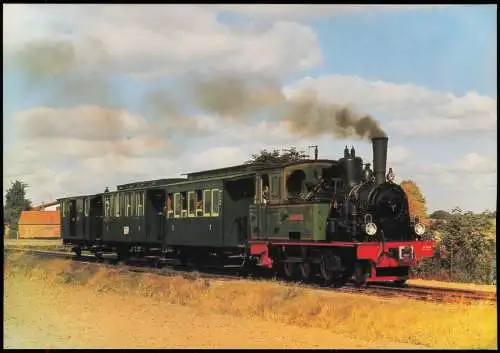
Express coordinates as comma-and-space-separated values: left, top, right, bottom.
4, 251, 497, 349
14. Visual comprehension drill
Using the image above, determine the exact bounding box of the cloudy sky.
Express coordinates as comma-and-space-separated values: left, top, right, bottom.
3, 4, 497, 212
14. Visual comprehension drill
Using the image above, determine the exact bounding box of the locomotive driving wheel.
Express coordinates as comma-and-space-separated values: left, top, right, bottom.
298, 261, 315, 282
393, 279, 407, 287
319, 254, 335, 284
319, 251, 343, 285
353, 262, 368, 287
281, 261, 298, 280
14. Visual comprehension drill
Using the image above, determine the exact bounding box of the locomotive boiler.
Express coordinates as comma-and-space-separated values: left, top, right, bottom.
328, 137, 425, 243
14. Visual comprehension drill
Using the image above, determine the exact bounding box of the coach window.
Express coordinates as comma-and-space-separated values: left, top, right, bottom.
108, 195, 113, 217
119, 194, 124, 216
136, 192, 143, 216
167, 193, 173, 218
211, 189, 220, 216
130, 193, 136, 217
77, 199, 83, 216
180, 192, 188, 218
196, 190, 203, 216
105, 196, 111, 217
114, 194, 120, 217
84, 198, 89, 217
187, 191, 196, 217
125, 193, 131, 217
174, 193, 181, 218
203, 189, 211, 216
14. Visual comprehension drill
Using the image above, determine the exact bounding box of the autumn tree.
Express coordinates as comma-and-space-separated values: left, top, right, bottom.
4, 180, 32, 232
400, 179, 429, 225
245, 147, 307, 165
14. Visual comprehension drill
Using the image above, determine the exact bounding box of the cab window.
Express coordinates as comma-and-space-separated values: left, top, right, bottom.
270, 175, 281, 201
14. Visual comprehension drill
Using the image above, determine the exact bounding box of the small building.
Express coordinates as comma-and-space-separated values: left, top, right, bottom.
18, 210, 61, 239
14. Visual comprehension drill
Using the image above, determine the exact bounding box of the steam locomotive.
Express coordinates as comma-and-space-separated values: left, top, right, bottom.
59, 137, 435, 286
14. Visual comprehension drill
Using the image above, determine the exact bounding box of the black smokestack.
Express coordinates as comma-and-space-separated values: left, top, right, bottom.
372, 137, 388, 186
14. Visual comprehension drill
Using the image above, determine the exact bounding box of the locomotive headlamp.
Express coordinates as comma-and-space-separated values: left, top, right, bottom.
365, 222, 377, 236
414, 223, 425, 236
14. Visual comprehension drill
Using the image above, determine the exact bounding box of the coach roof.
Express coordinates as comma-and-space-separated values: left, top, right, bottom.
185, 159, 337, 180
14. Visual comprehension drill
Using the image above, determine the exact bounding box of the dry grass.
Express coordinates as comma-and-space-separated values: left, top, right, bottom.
4, 239, 66, 251
409, 278, 496, 293
4, 251, 497, 349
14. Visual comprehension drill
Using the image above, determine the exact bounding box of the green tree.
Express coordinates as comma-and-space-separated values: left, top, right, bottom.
245, 147, 307, 165
4, 180, 32, 232
412, 207, 496, 284
430, 210, 452, 220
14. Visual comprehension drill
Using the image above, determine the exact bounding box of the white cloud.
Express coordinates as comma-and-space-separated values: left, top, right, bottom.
284, 75, 497, 137
183, 147, 251, 173
3, 103, 299, 204
217, 5, 446, 21
16, 106, 150, 140
387, 145, 412, 165
411, 153, 497, 190
2, 1, 496, 214
3, 4, 322, 77
4, 71, 497, 206
450, 152, 497, 174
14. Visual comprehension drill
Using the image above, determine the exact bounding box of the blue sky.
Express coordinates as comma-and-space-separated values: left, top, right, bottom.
3, 4, 497, 212
308, 5, 496, 97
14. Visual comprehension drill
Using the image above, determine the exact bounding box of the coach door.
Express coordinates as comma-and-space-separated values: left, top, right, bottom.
75, 198, 85, 239
145, 189, 166, 242
68, 199, 77, 238
61, 200, 70, 238
89, 195, 103, 241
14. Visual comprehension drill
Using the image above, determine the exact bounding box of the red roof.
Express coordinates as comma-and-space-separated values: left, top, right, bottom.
18, 211, 60, 225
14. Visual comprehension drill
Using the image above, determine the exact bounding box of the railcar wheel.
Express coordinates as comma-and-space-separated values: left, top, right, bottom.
179, 253, 189, 267
73, 247, 82, 257
298, 262, 314, 282
117, 247, 130, 263
152, 257, 163, 268
95, 252, 104, 261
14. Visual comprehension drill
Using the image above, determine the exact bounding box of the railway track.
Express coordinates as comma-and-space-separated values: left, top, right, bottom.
5, 247, 496, 305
